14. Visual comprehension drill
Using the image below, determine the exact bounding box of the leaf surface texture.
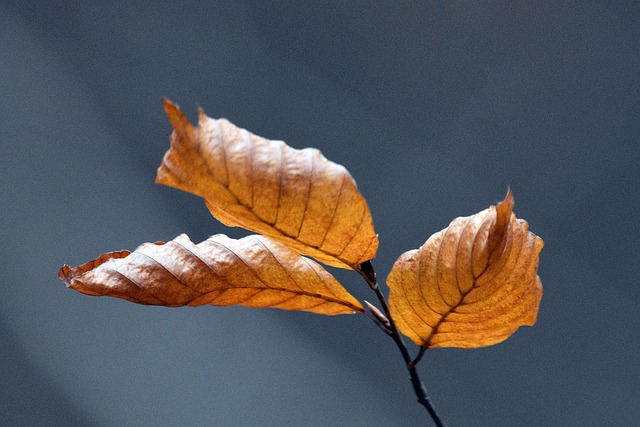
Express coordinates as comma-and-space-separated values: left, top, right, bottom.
156, 100, 378, 269
387, 191, 543, 348
59, 234, 363, 315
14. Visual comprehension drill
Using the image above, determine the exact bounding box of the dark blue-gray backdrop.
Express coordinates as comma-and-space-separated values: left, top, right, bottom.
1, 1, 638, 426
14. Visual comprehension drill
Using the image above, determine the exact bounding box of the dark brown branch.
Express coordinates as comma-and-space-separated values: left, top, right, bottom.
358, 261, 445, 427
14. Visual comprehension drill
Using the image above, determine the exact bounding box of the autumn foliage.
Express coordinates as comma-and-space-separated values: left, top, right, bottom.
59, 234, 363, 315
59, 99, 543, 424
158, 100, 378, 269
387, 190, 543, 349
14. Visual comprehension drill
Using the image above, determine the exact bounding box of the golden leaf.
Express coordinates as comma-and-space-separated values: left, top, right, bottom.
156, 99, 378, 269
387, 191, 543, 348
59, 234, 363, 316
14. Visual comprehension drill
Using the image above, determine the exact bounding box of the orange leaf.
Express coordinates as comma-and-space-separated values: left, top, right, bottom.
59, 234, 363, 316
387, 191, 543, 348
156, 99, 378, 270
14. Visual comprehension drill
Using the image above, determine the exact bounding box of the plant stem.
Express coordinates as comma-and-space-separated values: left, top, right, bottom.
358, 261, 446, 427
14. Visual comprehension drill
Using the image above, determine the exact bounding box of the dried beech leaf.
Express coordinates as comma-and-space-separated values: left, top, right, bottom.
59, 234, 363, 316
156, 99, 378, 269
387, 191, 543, 349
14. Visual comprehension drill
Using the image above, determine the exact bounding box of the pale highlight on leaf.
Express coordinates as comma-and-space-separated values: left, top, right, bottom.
59, 234, 363, 316
387, 191, 543, 349
156, 99, 378, 269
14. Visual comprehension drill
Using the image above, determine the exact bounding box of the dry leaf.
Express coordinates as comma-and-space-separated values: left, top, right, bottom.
59, 234, 363, 316
156, 99, 378, 270
387, 191, 543, 348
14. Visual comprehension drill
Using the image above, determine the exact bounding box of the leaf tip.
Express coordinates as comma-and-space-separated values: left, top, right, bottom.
58, 250, 131, 290
490, 188, 515, 250
198, 107, 207, 124
162, 98, 192, 133
161, 97, 176, 114
58, 265, 74, 288
499, 187, 515, 213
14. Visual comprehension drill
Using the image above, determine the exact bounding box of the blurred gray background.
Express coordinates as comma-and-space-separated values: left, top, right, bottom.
1, 1, 638, 426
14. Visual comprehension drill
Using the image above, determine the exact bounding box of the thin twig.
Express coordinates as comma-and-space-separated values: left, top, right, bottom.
358, 261, 446, 427
410, 346, 427, 369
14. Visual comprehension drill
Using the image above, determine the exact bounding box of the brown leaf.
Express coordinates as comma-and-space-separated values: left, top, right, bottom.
59, 234, 363, 316
387, 191, 543, 349
156, 99, 378, 269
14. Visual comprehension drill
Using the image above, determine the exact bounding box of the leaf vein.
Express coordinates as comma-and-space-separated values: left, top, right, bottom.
295, 150, 315, 239
105, 266, 168, 305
